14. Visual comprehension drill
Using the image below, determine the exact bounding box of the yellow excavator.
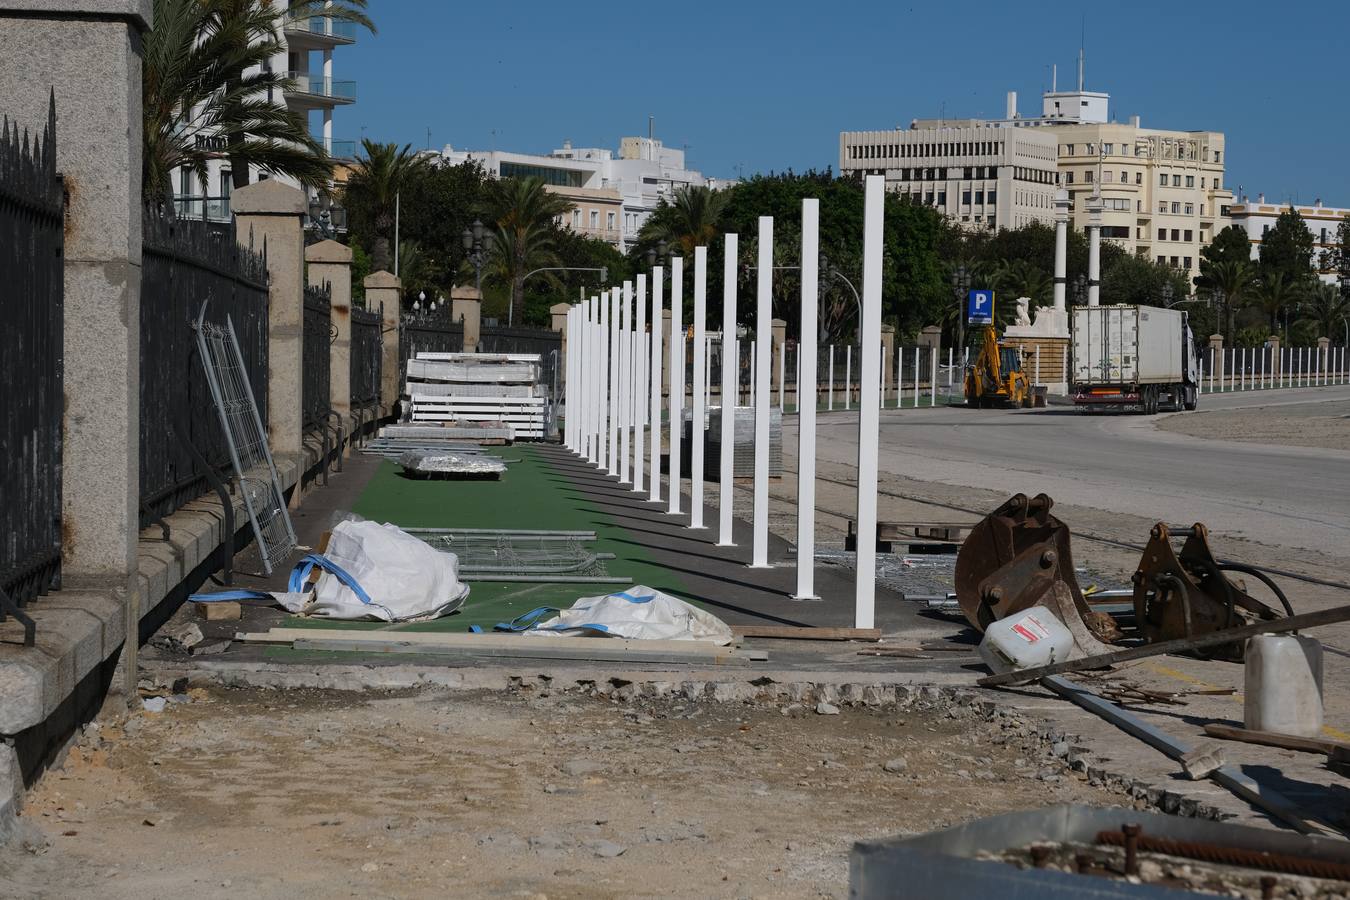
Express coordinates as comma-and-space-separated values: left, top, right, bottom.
963, 326, 1031, 408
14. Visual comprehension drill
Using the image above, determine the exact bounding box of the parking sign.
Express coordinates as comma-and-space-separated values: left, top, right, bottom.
967, 289, 994, 325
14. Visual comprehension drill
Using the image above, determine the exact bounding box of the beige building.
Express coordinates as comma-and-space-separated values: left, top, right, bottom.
1229, 195, 1349, 284
549, 184, 624, 245
838, 123, 1059, 231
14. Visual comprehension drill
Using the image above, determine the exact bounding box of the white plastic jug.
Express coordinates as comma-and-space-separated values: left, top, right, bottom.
979, 606, 1074, 674
1244, 634, 1323, 738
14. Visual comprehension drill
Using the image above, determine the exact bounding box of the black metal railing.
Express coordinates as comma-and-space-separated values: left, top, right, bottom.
398, 308, 463, 375
478, 323, 562, 389
350, 304, 381, 407
140, 203, 269, 528
302, 284, 332, 431
0, 98, 63, 630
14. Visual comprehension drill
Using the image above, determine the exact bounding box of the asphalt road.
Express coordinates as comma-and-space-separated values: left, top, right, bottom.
808, 384, 1350, 558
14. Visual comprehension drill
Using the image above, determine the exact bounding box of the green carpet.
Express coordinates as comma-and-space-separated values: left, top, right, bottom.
272, 444, 687, 634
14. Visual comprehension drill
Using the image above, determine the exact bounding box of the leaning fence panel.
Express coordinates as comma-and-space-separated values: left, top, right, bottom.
0, 100, 62, 630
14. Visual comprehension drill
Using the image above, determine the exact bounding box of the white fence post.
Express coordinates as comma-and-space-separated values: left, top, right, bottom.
666, 259, 684, 514
794, 199, 820, 600
828, 345, 835, 410
931, 347, 937, 407
750, 216, 773, 568
633, 275, 647, 493
845, 344, 852, 411
854, 176, 884, 630
717, 234, 738, 547
619, 282, 632, 483
896, 347, 904, 409
913, 347, 920, 407
689, 247, 708, 530
648, 269, 664, 503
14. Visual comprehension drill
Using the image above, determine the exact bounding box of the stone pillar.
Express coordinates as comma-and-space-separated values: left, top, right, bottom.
1267, 335, 1281, 381
917, 325, 943, 349
771, 318, 787, 393
0, 0, 148, 593
880, 323, 896, 399
231, 179, 307, 459
1053, 188, 1070, 312
1086, 195, 1103, 307
1318, 336, 1331, 374
365, 271, 402, 413
1208, 334, 1224, 353
306, 240, 352, 429
451, 284, 482, 351
551, 302, 570, 384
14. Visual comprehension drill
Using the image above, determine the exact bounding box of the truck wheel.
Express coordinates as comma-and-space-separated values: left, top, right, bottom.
1183, 388, 1198, 412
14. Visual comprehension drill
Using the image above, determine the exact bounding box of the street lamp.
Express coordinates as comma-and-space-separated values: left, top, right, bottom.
307, 194, 335, 240
1072, 273, 1087, 307
414, 289, 425, 313
461, 217, 489, 303
645, 239, 670, 272
950, 265, 970, 352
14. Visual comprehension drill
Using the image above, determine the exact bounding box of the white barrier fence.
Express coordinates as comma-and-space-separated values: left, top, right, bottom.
1197, 345, 1348, 394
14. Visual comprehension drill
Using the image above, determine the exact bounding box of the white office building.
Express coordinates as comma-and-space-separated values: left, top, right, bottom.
439, 134, 733, 251
1228, 194, 1349, 285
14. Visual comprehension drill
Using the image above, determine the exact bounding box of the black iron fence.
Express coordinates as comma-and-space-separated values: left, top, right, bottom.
139, 204, 269, 529
302, 284, 332, 431
350, 303, 381, 407
0, 100, 63, 629
398, 308, 463, 376
479, 323, 562, 392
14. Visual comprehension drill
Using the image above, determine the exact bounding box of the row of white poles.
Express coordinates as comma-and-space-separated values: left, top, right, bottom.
564, 177, 890, 628
1198, 345, 1348, 394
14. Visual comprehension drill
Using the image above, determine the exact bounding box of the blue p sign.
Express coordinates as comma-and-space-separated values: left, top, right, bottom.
967, 289, 994, 325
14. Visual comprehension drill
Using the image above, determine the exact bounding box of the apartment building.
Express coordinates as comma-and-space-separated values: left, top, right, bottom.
173, 10, 359, 223
439, 134, 731, 250
840, 59, 1233, 282
1229, 195, 1350, 284
838, 120, 1060, 231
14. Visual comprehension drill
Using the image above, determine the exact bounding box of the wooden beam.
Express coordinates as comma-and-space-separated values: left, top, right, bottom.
732, 625, 881, 642
236, 628, 744, 655
291, 638, 765, 666
1203, 724, 1350, 757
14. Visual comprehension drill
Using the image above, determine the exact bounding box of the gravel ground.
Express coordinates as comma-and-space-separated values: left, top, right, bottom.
1157, 399, 1350, 451
0, 685, 1129, 900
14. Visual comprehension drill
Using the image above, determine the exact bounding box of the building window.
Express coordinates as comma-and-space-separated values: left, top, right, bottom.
1120, 170, 1128, 183
1103, 143, 1114, 155
962, 190, 972, 204
1262, 224, 1270, 237
1170, 256, 1179, 267
1085, 170, 1094, 182
987, 190, 996, 205
1135, 172, 1142, 184
572, 210, 581, 227
1184, 229, 1193, 242
1184, 256, 1192, 269
1171, 202, 1181, 214
1159, 173, 1168, 186
1157, 228, 1166, 241
1172, 175, 1181, 187
1157, 255, 1166, 264
1215, 151, 1221, 163
1171, 229, 1180, 241
925, 192, 934, 204
1103, 171, 1113, 183
589, 210, 599, 229
1066, 144, 1074, 156
974, 190, 984, 204
1186, 175, 1195, 188
1200, 204, 1205, 216
937, 191, 947, 204
1086, 143, 1095, 155
1158, 202, 1167, 214
1184, 203, 1194, 215
607, 211, 615, 231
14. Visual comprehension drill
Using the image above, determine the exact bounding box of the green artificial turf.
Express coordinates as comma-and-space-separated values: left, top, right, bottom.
271, 444, 689, 635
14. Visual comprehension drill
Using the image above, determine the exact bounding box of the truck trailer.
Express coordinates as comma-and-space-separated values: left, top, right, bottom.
1072, 304, 1199, 414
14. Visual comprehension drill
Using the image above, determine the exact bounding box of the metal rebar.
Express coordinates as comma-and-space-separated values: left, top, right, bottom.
1121, 824, 1141, 876
1097, 830, 1350, 882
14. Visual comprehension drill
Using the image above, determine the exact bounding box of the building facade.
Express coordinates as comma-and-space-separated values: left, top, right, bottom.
439, 135, 731, 250
1228, 195, 1349, 285
173, 10, 359, 224
840, 65, 1233, 283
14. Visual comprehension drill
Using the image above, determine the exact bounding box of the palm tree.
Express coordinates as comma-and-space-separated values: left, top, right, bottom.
1302, 282, 1350, 343
484, 176, 574, 325
142, 0, 373, 202
1202, 259, 1255, 342
1252, 271, 1305, 334
991, 259, 1052, 309
636, 185, 728, 257
342, 140, 430, 271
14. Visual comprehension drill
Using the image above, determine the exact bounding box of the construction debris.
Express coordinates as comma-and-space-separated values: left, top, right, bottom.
396, 450, 506, 479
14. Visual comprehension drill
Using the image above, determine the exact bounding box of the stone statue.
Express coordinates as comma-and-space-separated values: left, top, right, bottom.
1014, 297, 1032, 327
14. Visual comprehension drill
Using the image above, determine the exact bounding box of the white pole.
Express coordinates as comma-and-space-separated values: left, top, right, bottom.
881, 344, 889, 408
717, 234, 738, 547
649, 268, 664, 503
667, 258, 684, 515
947, 347, 953, 398
619, 282, 632, 483
633, 275, 647, 492
794, 347, 801, 412
599, 291, 611, 471
845, 345, 852, 411
750, 216, 773, 568
705, 336, 713, 405
896, 346, 903, 409
564, 307, 574, 451
587, 298, 598, 462
913, 346, 920, 407
1198, 356, 1205, 395
690, 246, 708, 530
777, 340, 785, 412
854, 176, 884, 630
930, 345, 938, 407
828, 345, 835, 410
794, 199, 820, 600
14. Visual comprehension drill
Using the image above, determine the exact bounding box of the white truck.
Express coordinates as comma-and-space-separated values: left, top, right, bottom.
1072, 304, 1199, 414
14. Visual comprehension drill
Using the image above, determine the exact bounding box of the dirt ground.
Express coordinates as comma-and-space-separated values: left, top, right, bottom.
1157, 399, 1350, 451
0, 685, 1129, 900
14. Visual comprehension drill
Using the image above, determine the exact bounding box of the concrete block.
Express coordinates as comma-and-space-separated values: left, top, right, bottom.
195, 601, 241, 621
0, 0, 150, 27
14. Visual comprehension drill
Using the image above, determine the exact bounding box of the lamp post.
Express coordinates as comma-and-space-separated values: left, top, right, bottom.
460, 217, 490, 316
645, 240, 670, 273
1072, 273, 1087, 307
950, 265, 970, 352
307, 194, 335, 240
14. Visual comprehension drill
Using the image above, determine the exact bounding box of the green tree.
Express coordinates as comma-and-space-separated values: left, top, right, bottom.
990, 259, 1052, 308
1200, 259, 1256, 343
1099, 255, 1190, 308
1195, 225, 1252, 284
483, 176, 575, 325
341, 139, 431, 272
1302, 281, 1350, 344
635, 185, 729, 258
1259, 208, 1316, 281
1252, 270, 1305, 333
1325, 215, 1350, 285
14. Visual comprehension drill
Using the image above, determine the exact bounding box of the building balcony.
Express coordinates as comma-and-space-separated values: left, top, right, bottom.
325, 138, 357, 160
283, 15, 357, 46
172, 195, 232, 224
284, 72, 356, 106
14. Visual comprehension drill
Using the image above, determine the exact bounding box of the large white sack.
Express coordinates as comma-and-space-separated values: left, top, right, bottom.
526, 586, 733, 645
301, 519, 468, 622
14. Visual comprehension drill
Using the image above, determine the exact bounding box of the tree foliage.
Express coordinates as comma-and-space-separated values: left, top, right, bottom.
482, 176, 576, 325
1259, 209, 1316, 281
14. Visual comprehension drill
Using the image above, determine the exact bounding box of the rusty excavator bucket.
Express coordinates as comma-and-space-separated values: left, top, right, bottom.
1132, 522, 1288, 661
955, 494, 1121, 649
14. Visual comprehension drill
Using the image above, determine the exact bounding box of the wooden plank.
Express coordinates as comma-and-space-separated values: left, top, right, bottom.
732, 625, 881, 642
1203, 723, 1350, 757
235, 628, 739, 654
291, 638, 764, 665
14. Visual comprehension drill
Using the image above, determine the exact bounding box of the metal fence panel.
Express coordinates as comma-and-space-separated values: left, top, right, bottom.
139, 204, 269, 528
303, 284, 332, 431
0, 101, 63, 615
350, 304, 382, 407
399, 310, 463, 376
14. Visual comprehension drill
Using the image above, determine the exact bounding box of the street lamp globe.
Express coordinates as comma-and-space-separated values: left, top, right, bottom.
461, 228, 473, 251
472, 219, 484, 242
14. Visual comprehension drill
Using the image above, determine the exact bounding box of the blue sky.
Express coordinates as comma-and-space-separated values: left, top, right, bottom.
339, 1, 1350, 204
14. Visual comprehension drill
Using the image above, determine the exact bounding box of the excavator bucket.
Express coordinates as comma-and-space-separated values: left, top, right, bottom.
955, 494, 1120, 646
1132, 523, 1286, 661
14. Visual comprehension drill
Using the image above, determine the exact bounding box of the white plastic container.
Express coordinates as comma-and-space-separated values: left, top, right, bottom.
979, 607, 1075, 675
1244, 634, 1324, 737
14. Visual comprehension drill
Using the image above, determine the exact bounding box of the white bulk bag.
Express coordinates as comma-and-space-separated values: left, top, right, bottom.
525, 586, 733, 645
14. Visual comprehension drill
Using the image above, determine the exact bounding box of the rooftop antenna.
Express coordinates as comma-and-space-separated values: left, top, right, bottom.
1052, 63, 1057, 93
648, 115, 654, 160
1078, 18, 1086, 92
